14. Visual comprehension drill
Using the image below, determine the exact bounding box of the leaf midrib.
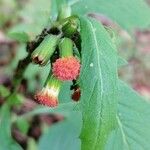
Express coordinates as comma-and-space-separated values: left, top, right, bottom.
88, 19, 104, 149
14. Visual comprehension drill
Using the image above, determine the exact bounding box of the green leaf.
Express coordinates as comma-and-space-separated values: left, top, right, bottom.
8, 0, 51, 42
72, 0, 150, 30
59, 82, 72, 103
24, 63, 44, 93
20, 102, 79, 119
8, 27, 29, 42
0, 85, 10, 98
38, 112, 82, 150
36, 79, 150, 150
7, 93, 24, 106
0, 104, 23, 150
79, 16, 118, 150
16, 118, 30, 135
105, 80, 150, 150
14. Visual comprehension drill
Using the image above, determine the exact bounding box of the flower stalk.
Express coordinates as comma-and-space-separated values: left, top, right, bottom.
59, 38, 73, 57
57, 4, 71, 21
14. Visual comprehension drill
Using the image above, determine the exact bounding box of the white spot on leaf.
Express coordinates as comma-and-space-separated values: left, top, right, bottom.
90, 63, 94, 67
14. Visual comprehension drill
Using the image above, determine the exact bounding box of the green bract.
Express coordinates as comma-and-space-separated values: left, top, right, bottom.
31, 34, 60, 66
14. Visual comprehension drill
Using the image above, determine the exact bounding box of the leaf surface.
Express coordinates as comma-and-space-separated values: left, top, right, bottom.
20, 102, 79, 119
106, 80, 150, 150
36, 80, 150, 150
0, 104, 23, 150
72, 0, 150, 30
79, 16, 118, 150
38, 112, 82, 150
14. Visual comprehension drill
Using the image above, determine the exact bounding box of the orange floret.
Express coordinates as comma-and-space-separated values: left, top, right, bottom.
52, 57, 80, 81
34, 88, 58, 107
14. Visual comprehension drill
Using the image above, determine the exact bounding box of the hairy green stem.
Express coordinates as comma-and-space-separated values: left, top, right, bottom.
11, 54, 31, 93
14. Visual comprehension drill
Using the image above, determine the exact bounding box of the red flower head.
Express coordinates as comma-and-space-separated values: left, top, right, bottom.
52, 56, 80, 81
34, 75, 62, 107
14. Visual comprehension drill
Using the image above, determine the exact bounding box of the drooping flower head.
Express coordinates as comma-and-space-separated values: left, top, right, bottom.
52, 38, 80, 81
34, 74, 62, 107
52, 56, 80, 81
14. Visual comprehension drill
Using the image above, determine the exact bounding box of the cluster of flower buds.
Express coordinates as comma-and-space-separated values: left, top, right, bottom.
31, 15, 81, 107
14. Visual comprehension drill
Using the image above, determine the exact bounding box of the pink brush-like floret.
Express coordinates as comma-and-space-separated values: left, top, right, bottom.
34, 90, 58, 107
52, 57, 80, 81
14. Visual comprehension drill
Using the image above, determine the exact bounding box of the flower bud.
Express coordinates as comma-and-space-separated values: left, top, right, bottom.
62, 17, 78, 37
31, 34, 60, 66
34, 74, 62, 107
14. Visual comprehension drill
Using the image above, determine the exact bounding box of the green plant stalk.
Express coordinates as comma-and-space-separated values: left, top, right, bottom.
57, 4, 71, 21
59, 38, 73, 57
12, 54, 31, 92
5, 53, 32, 105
